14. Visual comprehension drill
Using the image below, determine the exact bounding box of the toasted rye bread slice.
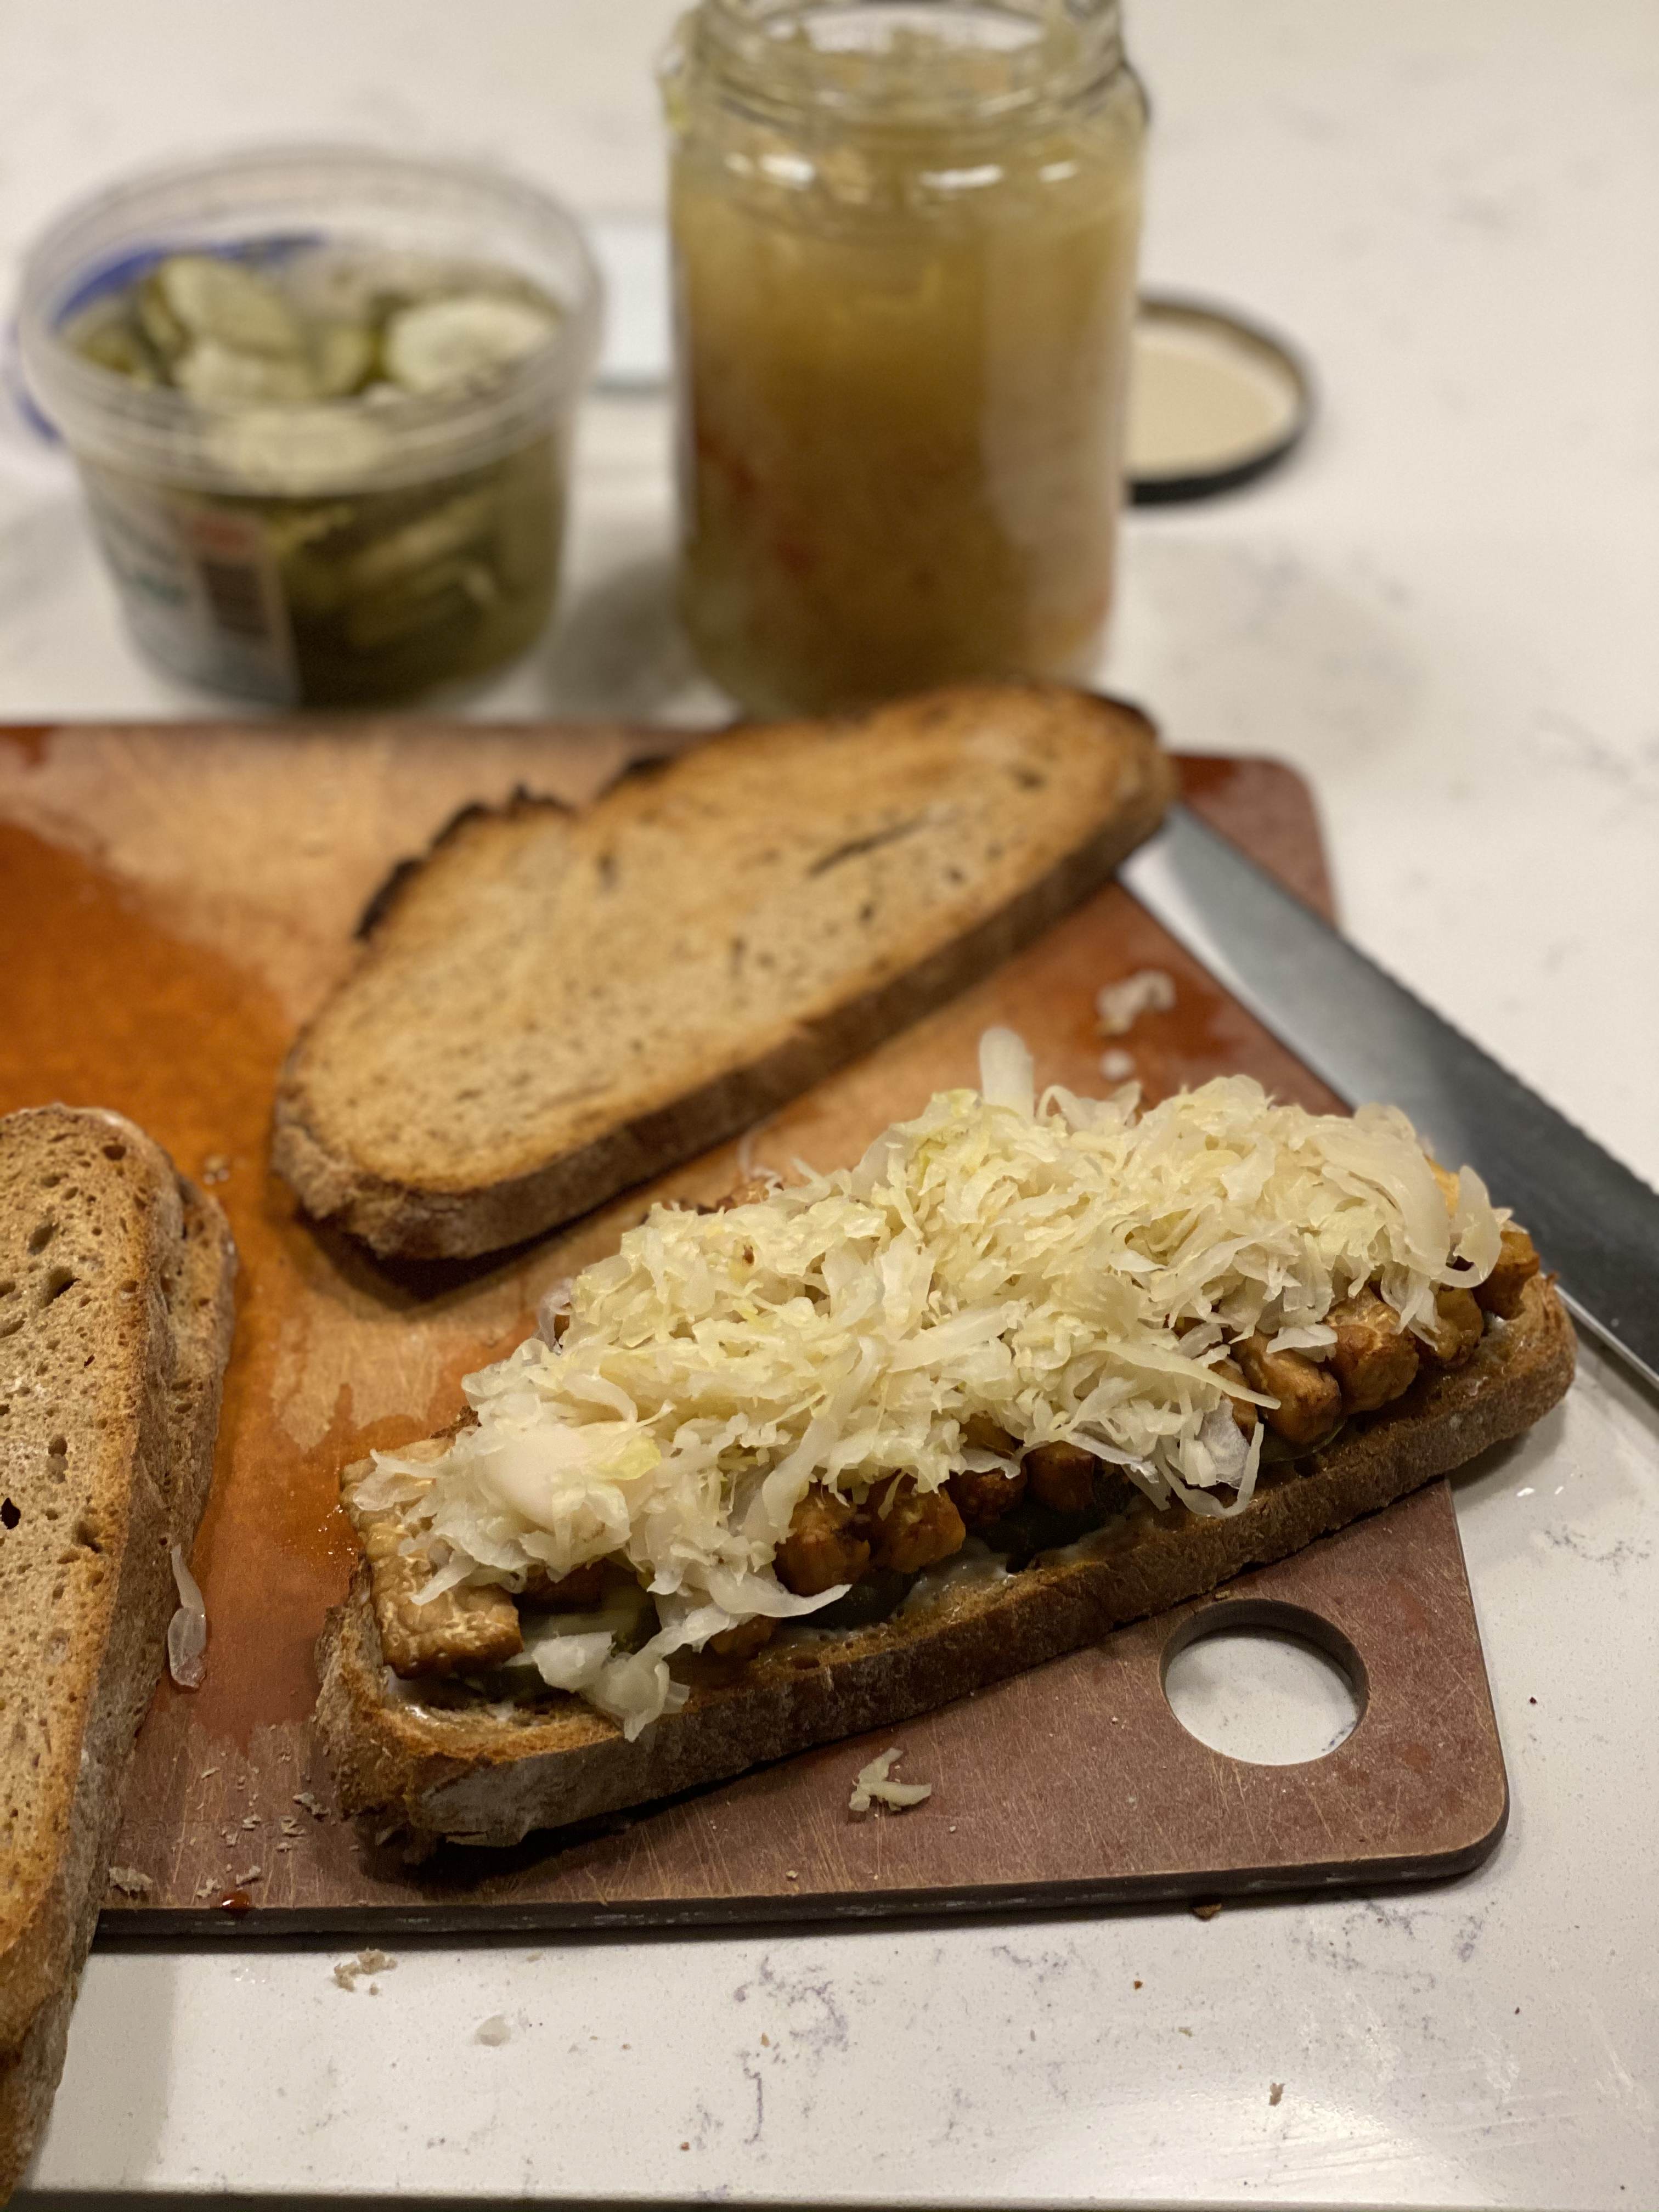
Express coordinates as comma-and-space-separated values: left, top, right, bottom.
0, 1109, 236, 2202
272, 684, 1174, 1259
315, 1274, 1574, 1848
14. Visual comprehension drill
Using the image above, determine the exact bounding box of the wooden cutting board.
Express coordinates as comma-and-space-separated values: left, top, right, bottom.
0, 721, 1508, 1932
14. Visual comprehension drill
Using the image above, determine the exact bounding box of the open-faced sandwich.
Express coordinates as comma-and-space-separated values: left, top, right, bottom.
317, 1032, 1573, 1847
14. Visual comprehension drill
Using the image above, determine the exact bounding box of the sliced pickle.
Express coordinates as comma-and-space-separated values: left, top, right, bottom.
157, 253, 306, 358
203, 405, 393, 493
342, 555, 498, 651
136, 272, 189, 363
174, 340, 320, 406
70, 311, 164, 385
382, 293, 559, 394
338, 488, 498, 592
309, 320, 376, 399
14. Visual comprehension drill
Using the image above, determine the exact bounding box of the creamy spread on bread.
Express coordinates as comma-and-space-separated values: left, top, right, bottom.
353, 1029, 1536, 1736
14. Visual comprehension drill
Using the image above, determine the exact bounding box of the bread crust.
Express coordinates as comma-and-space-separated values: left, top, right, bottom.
0, 1112, 236, 2201
315, 1274, 1574, 1849
272, 685, 1175, 1259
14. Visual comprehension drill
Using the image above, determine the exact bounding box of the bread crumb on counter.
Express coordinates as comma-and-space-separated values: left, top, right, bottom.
1269, 2082, 1285, 2107
475, 2014, 512, 2046
333, 1949, 398, 1992
106, 1865, 155, 1898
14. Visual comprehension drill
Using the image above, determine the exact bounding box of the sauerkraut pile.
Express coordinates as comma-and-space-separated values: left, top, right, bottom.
363, 1030, 1504, 1734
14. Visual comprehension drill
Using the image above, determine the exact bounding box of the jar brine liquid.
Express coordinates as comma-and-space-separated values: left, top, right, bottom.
663, 1, 1147, 716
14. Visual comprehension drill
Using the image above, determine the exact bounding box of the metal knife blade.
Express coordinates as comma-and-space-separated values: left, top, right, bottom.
1120, 803, 1659, 1391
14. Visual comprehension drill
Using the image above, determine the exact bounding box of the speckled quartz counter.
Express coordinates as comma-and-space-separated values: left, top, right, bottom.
3, 3, 1656, 2206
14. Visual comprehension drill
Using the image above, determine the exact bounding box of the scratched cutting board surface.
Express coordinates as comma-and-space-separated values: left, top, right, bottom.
0, 721, 1508, 1933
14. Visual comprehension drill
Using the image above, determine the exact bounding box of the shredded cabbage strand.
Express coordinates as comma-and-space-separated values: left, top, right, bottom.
374, 1045, 1502, 1735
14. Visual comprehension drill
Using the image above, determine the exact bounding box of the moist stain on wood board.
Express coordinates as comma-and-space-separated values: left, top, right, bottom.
0, 823, 525, 1737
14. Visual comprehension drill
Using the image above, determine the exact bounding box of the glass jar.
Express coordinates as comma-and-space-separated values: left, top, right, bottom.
661, 0, 1147, 716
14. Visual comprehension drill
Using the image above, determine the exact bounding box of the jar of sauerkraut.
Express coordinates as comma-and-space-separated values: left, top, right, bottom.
661, 0, 1146, 716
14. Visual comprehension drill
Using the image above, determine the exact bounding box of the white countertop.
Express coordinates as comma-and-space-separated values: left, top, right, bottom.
4, 3, 1656, 2206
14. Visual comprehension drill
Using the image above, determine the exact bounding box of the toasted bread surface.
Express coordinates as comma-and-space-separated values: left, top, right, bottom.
273, 684, 1173, 1258
0, 1110, 235, 2201
315, 1274, 1573, 1848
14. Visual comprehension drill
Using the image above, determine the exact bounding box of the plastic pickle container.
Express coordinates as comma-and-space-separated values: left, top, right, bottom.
18, 145, 602, 708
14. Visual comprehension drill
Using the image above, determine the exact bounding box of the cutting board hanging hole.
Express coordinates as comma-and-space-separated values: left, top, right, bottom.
1161, 1600, 1365, 1767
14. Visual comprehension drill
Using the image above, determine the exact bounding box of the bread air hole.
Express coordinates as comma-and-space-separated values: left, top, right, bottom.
0, 1500, 19, 1530
40, 1267, 77, 1308
28, 1221, 55, 1253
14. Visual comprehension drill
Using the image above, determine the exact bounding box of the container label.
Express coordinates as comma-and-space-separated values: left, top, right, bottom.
81, 472, 299, 705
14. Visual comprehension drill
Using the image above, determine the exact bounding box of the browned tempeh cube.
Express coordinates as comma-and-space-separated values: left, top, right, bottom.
1024, 1440, 1099, 1513
1415, 1286, 1486, 1367
775, 1483, 870, 1596
947, 1462, 1028, 1529
1233, 1335, 1342, 1448
520, 1558, 608, 1609
1328, 1288, 1420, 1413
862, 1475, 966, 1575
1474, 1223, 1542, 1320
341, 1454, 522, 1679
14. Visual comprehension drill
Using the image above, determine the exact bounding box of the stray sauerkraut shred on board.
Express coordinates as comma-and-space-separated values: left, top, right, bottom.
363, 1030, 1506, 1737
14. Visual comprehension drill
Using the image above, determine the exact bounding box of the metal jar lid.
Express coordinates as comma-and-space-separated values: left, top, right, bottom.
1127, 294, 1314, 504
